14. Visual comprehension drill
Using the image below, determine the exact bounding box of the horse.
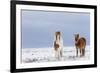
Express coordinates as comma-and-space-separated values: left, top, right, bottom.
54, 31, 63, 59
74, 34, 86, 57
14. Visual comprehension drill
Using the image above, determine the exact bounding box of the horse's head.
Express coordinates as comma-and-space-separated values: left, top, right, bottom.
55, 31, 61, 40
75, 34, 79, 42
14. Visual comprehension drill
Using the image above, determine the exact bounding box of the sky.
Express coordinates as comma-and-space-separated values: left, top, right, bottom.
21, 10, 90, 48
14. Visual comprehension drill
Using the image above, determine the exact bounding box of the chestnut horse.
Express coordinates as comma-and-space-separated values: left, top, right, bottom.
74, 34, 86, 57
54, 31, 63, 59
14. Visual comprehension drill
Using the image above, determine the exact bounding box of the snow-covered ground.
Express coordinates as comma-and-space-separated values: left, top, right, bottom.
22, 46, 90, 63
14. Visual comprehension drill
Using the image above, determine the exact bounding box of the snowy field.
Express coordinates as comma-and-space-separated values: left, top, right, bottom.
22, 46, 90, 63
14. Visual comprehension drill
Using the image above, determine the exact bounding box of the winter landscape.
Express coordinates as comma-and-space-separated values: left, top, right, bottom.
22, 46, 90, 63
21, 10, 90, 64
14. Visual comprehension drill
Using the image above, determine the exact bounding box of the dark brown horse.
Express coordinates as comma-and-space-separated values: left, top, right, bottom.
74, 34, 86, 57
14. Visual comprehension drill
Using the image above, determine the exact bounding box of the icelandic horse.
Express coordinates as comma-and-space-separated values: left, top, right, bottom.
53, 31, 63, 59
74, 34, 86, 57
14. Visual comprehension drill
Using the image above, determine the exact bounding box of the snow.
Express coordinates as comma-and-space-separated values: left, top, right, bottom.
22, 46, 90, 63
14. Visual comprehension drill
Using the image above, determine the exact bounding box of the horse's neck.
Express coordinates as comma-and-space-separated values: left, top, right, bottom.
56, 37, 63, 44
75, 38, 80, 44
56, 39, 60, 43
55, 37, 59, 43
55, 36, 63, 48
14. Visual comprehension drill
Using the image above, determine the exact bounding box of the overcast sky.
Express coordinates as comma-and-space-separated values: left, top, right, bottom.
21, 10, 90, 48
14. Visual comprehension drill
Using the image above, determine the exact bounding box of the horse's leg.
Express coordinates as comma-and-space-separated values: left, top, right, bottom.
60, 50, 62, 57
57, 49, 61, 60
76, 48, 78, 57
55, 50, 59, 60
55, 50, 57, 58
83, 46, 86, 56
82, 49, 85, 56
84, 48, 85, 56
80, 49, 82, 57
60, 47, 63, 57
54, 48, 58, 58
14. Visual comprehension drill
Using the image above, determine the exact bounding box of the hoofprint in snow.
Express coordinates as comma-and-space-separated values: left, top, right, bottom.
22, 46, 90, 63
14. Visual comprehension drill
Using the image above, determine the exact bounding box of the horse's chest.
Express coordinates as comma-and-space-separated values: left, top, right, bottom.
75, 41, 80, 47
54, 41, 60, 50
